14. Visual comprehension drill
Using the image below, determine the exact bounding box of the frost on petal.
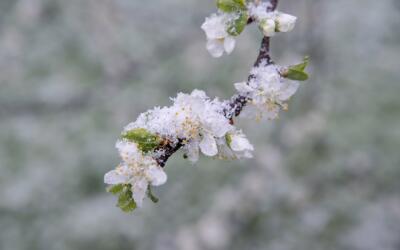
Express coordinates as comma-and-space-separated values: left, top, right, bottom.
201, 14, 227, 40
191, 89, 207, 99
276, 13, 297, 33
205, 115, 232, 138
104, 169, 129, 185
234, 82, 254, 94
132, 178, 148, 207
199, 133, 218, 156
277, 81, 300, 101
207, 39, 225, 58
224, 36, 236, 54
260, 19, 276, 37
115, 140, 140, 163
147, 165, 167, 186
231, 133, 254, 152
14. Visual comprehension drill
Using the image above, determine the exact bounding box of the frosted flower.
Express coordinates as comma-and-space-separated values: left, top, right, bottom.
275, 12, 297, 32
235, 63, 299, 120
259, 19, 276, 37
201, 13, 235, 58
104, 158, 167, 207
104, 139, 167, 206
172, 90, 233, 162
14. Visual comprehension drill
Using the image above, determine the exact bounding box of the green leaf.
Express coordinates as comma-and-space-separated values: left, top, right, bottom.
217, 0, 246, 13
122, 128, 162, 153
227, 11, 249, 36
120, 200, 137, 212
290, 56, 309, 72
146, 185, 159, 203
116, 185, 137, 212
285, 69, 309, 81
107, 184, 124, 194
282, 56, 310, 81
117, 189, 131, 207
225, 133, 233, 147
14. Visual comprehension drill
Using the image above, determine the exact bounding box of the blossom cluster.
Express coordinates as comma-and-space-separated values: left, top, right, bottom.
104, 90, 254, 209
201, 0, 297, 57
105, 0, 308, 212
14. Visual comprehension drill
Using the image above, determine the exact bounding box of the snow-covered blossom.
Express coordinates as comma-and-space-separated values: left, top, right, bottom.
104, 141, 167, 207
201, 13, 236, 58
104, 89, 254, 208
275, 12, 297, 32
235, 62, 299, 120
259, 18, 276, 37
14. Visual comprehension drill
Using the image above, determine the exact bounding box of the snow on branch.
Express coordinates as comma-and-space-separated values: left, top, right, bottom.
104, 0, 309, 212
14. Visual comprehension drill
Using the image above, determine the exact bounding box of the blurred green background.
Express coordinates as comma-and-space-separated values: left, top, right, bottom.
1, 0, 400, 249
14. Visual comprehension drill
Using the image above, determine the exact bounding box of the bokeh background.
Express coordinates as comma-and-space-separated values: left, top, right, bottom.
1, 0, 400, 249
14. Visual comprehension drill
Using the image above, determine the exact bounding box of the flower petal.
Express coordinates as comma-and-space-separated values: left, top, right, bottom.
132, 178, 148, 207
147, 165, 167, 186
104, 169, 128, 185
199, 133, 218, 156
276, 13, 297, 33
115, 140, 140, 163
277, 81, 299, 101
231, 133, 254, 152
224, 36, 236, 54
206, 39, 224, 58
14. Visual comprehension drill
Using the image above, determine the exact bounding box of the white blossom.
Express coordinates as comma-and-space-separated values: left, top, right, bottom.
104, 140, 167, 207
247, 2, 297, 36
275, 12, 297, 32
201, 13, 236, 58
235, 63, 299, 120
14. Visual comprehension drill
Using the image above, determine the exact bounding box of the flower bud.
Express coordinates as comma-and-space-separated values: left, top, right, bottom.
259, 18, 276, 37
275, 13, 297, 33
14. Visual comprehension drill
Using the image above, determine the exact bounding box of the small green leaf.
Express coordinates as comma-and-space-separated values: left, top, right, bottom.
290, 56, 309, 72
117, 189, 131, 207
285, 69, 309, 81
225, 133, 233, 147
116, 185, 137, 212
217, 0, 246, 13
107, 184, 124, 194
146, 185, 159, 203
120, 200, 137, 212
227, 11, 249, 36
122, 128, 162, 153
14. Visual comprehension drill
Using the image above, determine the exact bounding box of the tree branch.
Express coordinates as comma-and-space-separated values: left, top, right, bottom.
155, 0, 279, 167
